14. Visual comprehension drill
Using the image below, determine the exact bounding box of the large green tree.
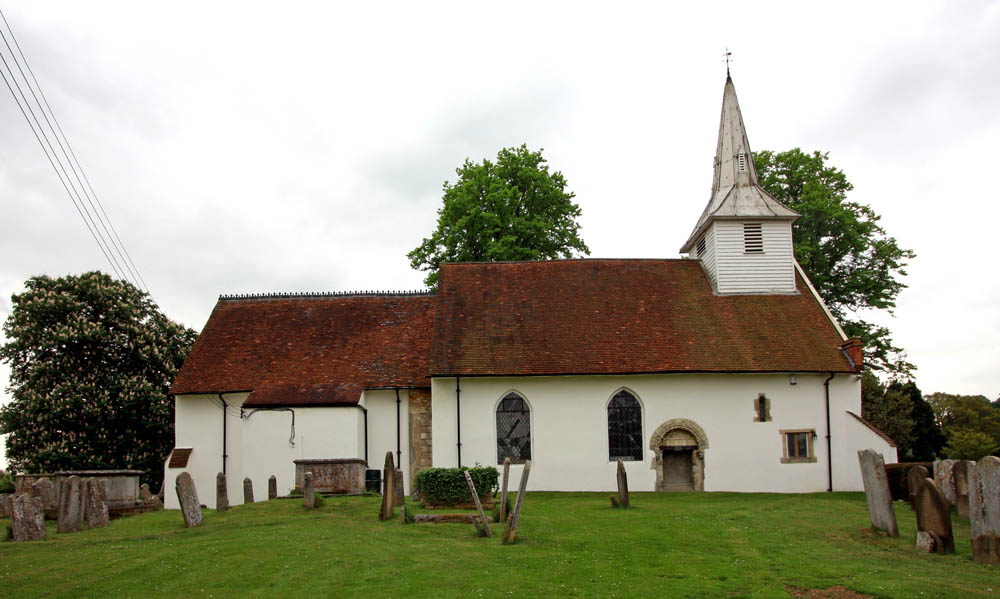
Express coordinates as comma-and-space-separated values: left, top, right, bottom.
861, 374, 945, 460
754, 149, 916, 375
0, 272, 197, 487
408, 145, 590, 288
926, 391, 1000, 460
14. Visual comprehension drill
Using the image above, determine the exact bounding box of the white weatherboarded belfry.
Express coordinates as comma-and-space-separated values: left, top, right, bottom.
163, 76, 897, 509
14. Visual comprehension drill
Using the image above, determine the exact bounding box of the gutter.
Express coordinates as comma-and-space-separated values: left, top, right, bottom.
824, 373, 835, 492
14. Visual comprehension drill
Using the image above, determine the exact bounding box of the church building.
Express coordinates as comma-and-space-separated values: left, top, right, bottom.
164, 76, 897, 509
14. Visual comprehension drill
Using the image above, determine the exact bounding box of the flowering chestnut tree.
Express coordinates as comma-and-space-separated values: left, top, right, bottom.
0, 272, 197, 487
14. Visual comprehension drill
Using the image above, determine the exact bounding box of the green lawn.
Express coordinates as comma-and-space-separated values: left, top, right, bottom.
1, 492, 995, 598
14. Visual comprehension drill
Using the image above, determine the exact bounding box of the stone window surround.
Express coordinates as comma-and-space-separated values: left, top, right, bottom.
780, 429, 817, 464
753, 394, 771, 422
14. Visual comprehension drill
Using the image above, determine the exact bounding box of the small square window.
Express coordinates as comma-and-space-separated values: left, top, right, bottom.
780, 430, 816, 463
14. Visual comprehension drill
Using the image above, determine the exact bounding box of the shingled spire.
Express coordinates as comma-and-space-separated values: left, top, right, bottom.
680, 76, 799, 295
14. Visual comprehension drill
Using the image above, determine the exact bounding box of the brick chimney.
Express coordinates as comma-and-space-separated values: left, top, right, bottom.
838, 338, 863, 372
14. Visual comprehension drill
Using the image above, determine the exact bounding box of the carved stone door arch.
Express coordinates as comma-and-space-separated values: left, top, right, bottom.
650, 418, 709, 491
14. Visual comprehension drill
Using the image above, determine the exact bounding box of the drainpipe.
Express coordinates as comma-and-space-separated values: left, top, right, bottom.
456, 377, 462, 468
361, 406, 369, 465
824, 373, 835, 492
219, 394, 228, 475
395, 389, 402, 468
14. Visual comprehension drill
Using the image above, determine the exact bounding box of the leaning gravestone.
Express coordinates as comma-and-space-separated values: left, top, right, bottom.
502, 460, 532, 545
175, 472, 203, 528
11, 494, 46, 541
934, 459, 957, 508
915, 477, 954, 553
268, 475, 278, 500
616, 460, 630, 509
57, 475, 86, 534
84, 478, 110, 529
953, 460, 974, 519
216, 473, 229, 512
907, 465, 929, 507
857, 449, 898, 537
463, 470, 492, 538
31, 477, 58, 519
379, 452, 395, 521
969, 456, 1000, 564
303, 472, 317, 509
499, 457, 511, 523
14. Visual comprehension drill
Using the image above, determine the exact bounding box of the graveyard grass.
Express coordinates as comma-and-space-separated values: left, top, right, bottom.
2, 492, 996, 598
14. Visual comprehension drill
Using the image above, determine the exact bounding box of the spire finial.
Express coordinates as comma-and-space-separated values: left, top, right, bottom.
723, 47, 733, 77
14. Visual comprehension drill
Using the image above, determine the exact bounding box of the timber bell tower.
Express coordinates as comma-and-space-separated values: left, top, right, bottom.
679, 76, 799, 295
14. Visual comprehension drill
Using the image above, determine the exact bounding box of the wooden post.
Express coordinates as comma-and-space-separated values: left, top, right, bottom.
500, 457, 511, 523
464, 470, 492, 538
617, 460, 630, 508
379, 452, 396, 521
502, 460, 531, 545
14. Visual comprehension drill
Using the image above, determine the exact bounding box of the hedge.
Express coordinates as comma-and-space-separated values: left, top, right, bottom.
415, 466, 499, 506
884, 462, 934, 500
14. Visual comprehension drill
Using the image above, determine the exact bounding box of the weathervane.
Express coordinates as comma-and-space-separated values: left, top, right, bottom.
723, 47, 733, 76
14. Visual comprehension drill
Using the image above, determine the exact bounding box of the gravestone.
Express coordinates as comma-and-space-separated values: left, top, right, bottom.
857, 449, 898, 537
11, 494, 46, 541
243, 478, 254, 504
31, 477, 58, 519
303, 472, 316, 509
463, 470, 492, 538
616, 460, 630, 509
499, 457, 511, 523
0, 494, 11, 519
216, 473, 229, 512
57, 475, 86, 534
394, 469, 405, 508
175, 472, 203, 528
84, 478, 110, 528
139, 483, 154, 503
502, 460, 532, 545
379, 452, 395, 521
953, 460, 974, 519
934, 459, 957, 507
268, 475, 278, 500
969, 456, 1000, 564
907, 465, 929, 507
915, 477, 954, 553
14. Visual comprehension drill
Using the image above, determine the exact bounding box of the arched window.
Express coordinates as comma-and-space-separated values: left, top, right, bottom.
496, 393, 531, 464
608, 390, 642, 461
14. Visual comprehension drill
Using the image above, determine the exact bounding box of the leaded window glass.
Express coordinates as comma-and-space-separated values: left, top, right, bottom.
608, 390, 642, 461
496, 393, 531, 464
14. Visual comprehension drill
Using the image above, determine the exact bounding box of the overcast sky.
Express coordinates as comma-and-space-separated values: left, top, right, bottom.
2, 1, 998, 468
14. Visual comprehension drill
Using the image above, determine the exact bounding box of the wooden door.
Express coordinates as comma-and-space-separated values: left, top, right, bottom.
662, 449, 694, 491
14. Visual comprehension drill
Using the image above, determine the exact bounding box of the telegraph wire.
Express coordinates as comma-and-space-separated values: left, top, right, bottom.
0, 57, 126, 281
0, 9, 150, 295
0, 8, 149, 294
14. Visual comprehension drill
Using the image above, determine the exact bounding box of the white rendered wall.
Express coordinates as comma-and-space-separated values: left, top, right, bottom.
361, 390, 411, 495
712, 220, 795, 294
165, 393, 364, 509
431, 373, 874, 494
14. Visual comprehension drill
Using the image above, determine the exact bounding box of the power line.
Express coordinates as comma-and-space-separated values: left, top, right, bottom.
0, 8, 151, 295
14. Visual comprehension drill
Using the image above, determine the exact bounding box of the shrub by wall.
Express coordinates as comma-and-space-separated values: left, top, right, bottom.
884, 462, 934, 500
0, 471, 13, 494
415, 466, 499, 506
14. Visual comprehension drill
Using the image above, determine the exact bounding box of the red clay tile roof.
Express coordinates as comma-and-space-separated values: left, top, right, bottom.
430, 259, 854, 376
170, 294, 434, 406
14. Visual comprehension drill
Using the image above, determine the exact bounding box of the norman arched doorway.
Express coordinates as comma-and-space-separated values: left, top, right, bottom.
649, 418, 709, 491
